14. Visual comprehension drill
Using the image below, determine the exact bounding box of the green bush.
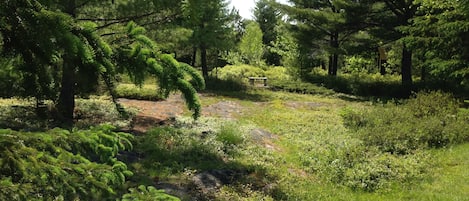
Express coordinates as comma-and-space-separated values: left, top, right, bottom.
204, 76, 247, 92
264, 67, 291, 81
316, 144, 428, 192
305, 71, 405, 98
329, 91, 469, 191
342, 91, 469, 154
116, 84, 164, 101
216, 65, 265, 82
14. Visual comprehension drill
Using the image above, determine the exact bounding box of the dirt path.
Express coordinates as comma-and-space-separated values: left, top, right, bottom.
119, 94, 246, 132
119, 94, 185, 133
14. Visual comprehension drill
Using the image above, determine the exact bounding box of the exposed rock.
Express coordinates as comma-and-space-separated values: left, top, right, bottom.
154, 182, 191, 200
250, 128, 278, 142
190, 169, 244, 199
202, 101, 244, 118
250, 128, 281, 151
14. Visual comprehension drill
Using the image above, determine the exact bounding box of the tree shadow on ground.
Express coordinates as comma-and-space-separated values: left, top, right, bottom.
202, 90, 271, 102
0, 100, 134, 131
0, 105, 57, 131
122, 125, 287, 200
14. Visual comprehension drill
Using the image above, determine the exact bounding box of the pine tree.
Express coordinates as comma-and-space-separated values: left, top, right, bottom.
370, 0, 419, 95
0, 0, 204, 126
279, 0, 373, 76
254, 0, 282, 66
182, 0, 235, 78
403, 0, 469, 84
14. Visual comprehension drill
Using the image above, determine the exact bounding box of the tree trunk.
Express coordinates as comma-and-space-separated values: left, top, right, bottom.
401, 44, 412, 96
328, 32, 339, 76
332, 53, 338, 76
56, 0, 76, 128
57, 59, 76, 127
200, 45, 208, 78
191, 46, 197, 67
380, 60, 387, 75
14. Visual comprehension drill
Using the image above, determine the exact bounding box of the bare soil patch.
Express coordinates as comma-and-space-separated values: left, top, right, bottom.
119, 94, 185, 132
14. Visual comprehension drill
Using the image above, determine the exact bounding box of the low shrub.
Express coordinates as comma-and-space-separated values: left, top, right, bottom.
316, 144, 429, 192
204, 76, 247, 92
216, 65, 265, 82
329, 91, 469, 191
75, 97, 136, 129
342, 91, 469, 154
305, 71, 405, 98
116, 84, 164, 101
270, 80, 334, 95
264, 67, 291, 81
214, 65, 291, 84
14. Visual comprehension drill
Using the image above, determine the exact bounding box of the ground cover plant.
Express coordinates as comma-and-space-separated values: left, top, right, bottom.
1, 85, 468, 200
113, 86, 468, 200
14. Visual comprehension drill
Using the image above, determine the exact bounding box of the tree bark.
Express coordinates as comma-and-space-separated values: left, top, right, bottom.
380, 60, 387, 75
401, 44, 412, 96
56, 0, 76, 128
200, 44, 208, 78
329, 32, 339, 76
57, 59, 76, 127
191, 46, 197, 67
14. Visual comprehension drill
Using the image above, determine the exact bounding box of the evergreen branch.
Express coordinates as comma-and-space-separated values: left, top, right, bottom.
81, 12, 179, 30
383, 0, 405, 17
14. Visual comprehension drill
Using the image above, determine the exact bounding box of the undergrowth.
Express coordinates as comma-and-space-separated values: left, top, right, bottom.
342, 91, 468, 154
336, 91, 468, 191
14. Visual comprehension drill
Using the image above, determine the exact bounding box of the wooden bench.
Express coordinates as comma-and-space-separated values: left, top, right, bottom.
248, 77, 268, 87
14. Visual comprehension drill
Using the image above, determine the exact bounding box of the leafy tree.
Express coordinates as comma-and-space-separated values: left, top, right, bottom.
254, 0, 282, 66
238, 21, 265, 66
0, 0, 204, 126
182, 0, 235, 78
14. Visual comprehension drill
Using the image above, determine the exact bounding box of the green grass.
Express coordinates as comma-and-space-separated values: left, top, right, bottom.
1, 85, 468, 200
135, 88, 469, 200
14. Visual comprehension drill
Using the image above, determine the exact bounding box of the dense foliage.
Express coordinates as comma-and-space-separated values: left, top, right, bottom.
0, 0, 205, 124
0, 125, 132, 200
